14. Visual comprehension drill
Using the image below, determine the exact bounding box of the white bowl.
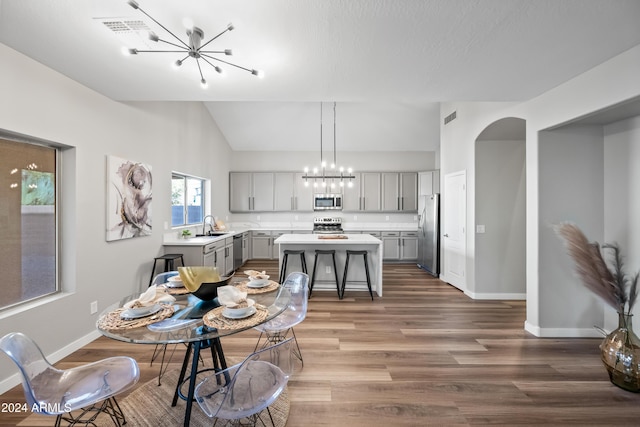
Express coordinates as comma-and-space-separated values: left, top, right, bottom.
223, 298, 255, 317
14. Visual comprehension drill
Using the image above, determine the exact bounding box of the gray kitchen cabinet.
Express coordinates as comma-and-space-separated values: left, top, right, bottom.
251, 231, 272, 259
214, 245, 225, 274
382, 231, 400, 260
418, 170, 440, 196
242, 232, 249, 263
274, 172, 314, 211
400, 231, 418, 260
251, 230, 289, 259
360, 172, 381, 211
229, 172, 274, 212
224, 237, 234, 275
382, 172, 418, 211
342, 173, 361, 211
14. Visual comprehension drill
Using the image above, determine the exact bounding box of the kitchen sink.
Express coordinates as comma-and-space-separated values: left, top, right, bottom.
195, 232, 228, 237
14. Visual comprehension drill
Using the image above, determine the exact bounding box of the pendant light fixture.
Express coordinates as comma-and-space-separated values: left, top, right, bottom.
302, 102, 355, 189
124, 0, 263, 88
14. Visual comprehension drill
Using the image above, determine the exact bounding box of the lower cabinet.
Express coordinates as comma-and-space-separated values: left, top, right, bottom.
381, 231, 418, 261
251, 231, 290, 259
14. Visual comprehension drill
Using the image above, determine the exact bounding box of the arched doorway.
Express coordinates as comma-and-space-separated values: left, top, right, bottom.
474, 117, 526, 298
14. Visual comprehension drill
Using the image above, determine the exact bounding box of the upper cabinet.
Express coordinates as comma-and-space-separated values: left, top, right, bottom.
230, 170, 421, 213
230, 172, 274, 212
273, 172, 313, 211
382, 172, 417, 212
418, 170, 440, 196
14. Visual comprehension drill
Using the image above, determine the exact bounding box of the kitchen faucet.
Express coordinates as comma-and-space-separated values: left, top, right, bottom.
202, 215, 215, 235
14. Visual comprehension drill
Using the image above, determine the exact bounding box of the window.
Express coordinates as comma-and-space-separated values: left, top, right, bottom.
171, 173, 205, 227
0, 137, 58, 310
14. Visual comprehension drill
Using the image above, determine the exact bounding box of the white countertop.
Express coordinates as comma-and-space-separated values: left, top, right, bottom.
274, 233, 381, 245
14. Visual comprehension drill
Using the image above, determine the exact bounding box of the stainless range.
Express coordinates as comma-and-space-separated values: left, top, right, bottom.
313, 217, 344, 234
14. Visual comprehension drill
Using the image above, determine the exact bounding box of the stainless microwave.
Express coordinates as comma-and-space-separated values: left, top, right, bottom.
313, 193, 343, 210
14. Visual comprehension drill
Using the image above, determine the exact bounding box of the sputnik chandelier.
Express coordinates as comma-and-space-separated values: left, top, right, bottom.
125, 0, 263, 88
302, 102, 355, 189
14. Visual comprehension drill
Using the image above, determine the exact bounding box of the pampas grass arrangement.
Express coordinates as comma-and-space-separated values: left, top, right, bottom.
555, 222, 639, 316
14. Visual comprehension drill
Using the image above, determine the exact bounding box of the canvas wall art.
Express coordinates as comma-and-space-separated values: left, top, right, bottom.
106, 155, 152, 241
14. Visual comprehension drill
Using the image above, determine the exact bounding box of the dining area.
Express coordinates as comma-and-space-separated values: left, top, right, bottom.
1, 266, 308, 427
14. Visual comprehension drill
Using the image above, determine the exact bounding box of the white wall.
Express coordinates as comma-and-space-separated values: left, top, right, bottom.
440, 43, 640, 336
0, 43, 232, 390
604, 116, 640, 330
475, 139, 526, 298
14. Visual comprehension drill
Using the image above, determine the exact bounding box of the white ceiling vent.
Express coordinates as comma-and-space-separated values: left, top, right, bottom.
94, 17, 154, 49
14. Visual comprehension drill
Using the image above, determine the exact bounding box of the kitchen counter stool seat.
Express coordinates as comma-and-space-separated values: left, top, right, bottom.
341, 250, 374, 300
149, 253, 184, 287
310, 249, 341, 299
279, 249, 307, 283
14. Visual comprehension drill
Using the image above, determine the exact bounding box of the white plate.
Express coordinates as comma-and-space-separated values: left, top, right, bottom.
247, 279, 269, 288
120, 304, 162, 319
222, 306, 257, 319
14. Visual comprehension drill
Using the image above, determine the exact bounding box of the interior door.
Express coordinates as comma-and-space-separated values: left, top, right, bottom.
443, 170, 466, 291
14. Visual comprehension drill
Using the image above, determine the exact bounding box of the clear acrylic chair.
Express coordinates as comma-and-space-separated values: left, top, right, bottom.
0, 332, 139, 427
254, 272, 309, 366
195, 337, 295, 426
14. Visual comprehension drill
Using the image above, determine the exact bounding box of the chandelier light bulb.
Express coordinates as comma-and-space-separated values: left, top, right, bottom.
200, 78, 208, 88
339, 166, 344, 173
147, 31, 159, 42
347, 167, 353, 174
252, 70, 265, 78
339, 181, 345, 187
330, 162, 336, 169
321, 161, 327, 168
348, 181, 354, 188
174, 59, 183, 68
304, 167, 309, 173
304, 181, 309, 187
330, 182, 336, 189
321, 181, 327, 188
313, 182, 318, 188
313, 167, 318, 174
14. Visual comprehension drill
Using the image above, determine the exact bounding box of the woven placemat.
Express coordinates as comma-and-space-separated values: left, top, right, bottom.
235, 280, 280, 294
97, 305, 175, 330
203, 305, 269, 330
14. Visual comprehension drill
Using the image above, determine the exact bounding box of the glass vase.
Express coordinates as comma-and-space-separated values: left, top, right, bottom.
601, 312, 640, 392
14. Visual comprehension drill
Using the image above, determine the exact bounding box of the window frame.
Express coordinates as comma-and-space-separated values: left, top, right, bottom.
171, 172, 206, 228
0, 133, 60, 312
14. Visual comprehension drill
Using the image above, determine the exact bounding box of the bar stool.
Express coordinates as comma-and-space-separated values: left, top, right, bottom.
149, 253, 184, 287
341, 250, 374, 300
310, 249, 341, 299
279, 249, 307, 283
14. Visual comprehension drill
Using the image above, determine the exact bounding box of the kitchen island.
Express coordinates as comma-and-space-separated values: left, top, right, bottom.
274, 233, 383, 297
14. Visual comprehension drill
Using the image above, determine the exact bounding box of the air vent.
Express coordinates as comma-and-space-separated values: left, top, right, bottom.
100, 19, 151, 34
94, 17, 155, 50
444, 111, 457, 125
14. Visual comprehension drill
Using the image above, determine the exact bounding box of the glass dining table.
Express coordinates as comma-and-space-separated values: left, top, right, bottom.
96, 279, 290, 427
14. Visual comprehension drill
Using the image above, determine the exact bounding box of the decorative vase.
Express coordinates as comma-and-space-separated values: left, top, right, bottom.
601, 312, 640, 392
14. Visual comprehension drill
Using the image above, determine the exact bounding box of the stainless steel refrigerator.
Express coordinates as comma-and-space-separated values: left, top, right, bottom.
417, 193, 440, 276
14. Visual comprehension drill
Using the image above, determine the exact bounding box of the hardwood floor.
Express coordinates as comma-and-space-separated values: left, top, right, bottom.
3, 260, 640, 426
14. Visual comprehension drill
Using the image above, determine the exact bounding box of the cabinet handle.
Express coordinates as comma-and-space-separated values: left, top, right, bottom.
444, 233, 449, 237
214, 252, 217, 263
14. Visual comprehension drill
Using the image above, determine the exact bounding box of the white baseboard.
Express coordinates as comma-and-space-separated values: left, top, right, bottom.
465, 291, 526, 300
524, 320, 603, 338
0, 330, 101, 395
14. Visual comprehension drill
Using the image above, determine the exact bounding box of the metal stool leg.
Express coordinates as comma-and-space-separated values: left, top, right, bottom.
309, 253, 320, 297
279, 253, 289, 284
331, 252, 340, 299
341, 252, 351, 299
363, 253, 374, 300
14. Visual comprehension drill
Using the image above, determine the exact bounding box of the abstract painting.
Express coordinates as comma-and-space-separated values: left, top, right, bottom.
106, 155, 152, 241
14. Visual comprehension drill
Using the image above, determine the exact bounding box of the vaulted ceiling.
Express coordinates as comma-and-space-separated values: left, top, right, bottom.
1, 0, 639, 151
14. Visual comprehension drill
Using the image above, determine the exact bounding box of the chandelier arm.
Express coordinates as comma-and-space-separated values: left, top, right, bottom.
199, 53, 254, 74
156, 38, 189, 50
133, 5, 190, 49
199, 55, 221, 72
200, 50, 231, 55
195, 58, 206, 81
133, 50, 187, 54
199, 28, 233, 50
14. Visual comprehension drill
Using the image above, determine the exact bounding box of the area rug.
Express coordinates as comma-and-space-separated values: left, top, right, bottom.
17, 368, 289, 427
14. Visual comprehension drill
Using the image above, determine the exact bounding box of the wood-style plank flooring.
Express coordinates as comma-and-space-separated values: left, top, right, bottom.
3, 260, 640, 426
